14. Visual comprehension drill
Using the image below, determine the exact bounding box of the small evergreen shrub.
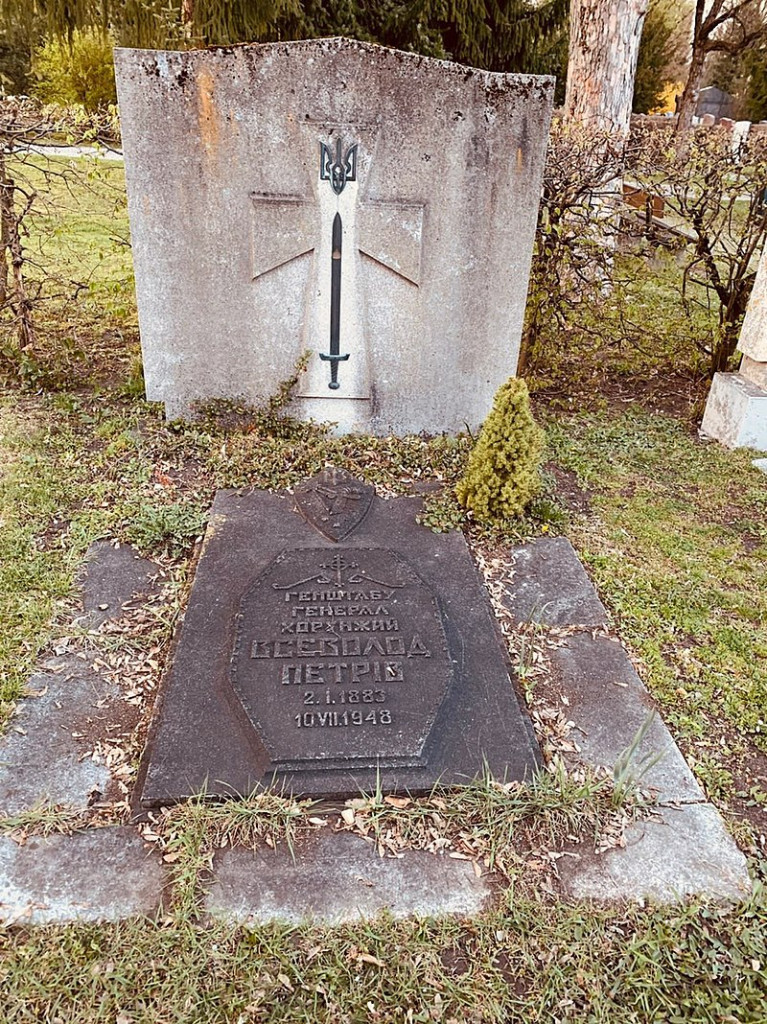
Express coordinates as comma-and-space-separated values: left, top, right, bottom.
32, 30, 116, 111
456, 377, 544, 522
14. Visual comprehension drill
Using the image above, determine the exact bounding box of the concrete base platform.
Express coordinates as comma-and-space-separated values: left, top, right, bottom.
700, 372, 767, 451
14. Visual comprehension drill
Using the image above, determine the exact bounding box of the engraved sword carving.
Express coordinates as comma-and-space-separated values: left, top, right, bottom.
319, 139, 357, 390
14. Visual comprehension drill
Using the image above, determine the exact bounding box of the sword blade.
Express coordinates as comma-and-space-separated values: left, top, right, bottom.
325, 211, 344, 389
319, 210, 350, 389
330, 211, 342, 357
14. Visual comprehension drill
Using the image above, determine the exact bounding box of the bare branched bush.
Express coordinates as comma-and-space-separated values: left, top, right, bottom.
631, 124, 767, 374
0, 97, 125, 377
520, 116, 627, 373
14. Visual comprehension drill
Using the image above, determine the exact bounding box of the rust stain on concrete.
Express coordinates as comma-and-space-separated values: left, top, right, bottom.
197, 65, 219, 161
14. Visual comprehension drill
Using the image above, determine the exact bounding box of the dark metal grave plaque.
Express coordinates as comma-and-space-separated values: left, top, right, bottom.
136, 471, 542, 807
230, 547, 449, 767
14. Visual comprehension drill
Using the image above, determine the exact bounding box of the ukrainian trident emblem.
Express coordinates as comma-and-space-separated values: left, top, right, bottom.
320, 139, 358, 196
318, 138, 359, 389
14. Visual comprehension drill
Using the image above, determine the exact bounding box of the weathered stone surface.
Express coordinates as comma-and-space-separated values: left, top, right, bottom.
114, 38, 554, 434
505, 537, 608, 627
558, 803, 751, 903
700, 372, 767, 451
0, 655, 115, 815
739, 354, 767, 390
78, 540, 161, 628
138, 477, 541, 806
703, 238, 767, 449
206, 831, 493, 924
0, 827, 165, 925
740, 243, 767, 362
550, 633, 703, 804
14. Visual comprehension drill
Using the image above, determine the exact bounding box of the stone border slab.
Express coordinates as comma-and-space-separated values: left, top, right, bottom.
506, 537, 751, 902
0, 654, 116, 815
506, 537, 608, 627
548, 633, 704, 805
0, 827, 166, 925
0, 542, 163, 816
206, 830, 493, 925
557, 803, 751, 903
77, 540, 162, 628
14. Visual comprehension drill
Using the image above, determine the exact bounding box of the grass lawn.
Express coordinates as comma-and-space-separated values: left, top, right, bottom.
0, 154, 765, 1022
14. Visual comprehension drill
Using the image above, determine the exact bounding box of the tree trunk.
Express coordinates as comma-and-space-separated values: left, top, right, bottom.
676, 39, 707, 135
6, 186, 36, 352
0, 147, 10, 308
564, 0, 650, 139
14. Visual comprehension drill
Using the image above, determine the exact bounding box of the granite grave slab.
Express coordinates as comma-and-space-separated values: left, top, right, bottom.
114, 38, 554, 434
137, 469, 541, 807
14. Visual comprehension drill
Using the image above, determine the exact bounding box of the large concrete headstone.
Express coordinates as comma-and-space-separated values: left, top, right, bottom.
114, 38, 554, 434
136, 469, 541, 806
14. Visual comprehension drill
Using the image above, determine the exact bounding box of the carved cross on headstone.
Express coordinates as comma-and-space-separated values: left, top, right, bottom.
250, 128, 424, 401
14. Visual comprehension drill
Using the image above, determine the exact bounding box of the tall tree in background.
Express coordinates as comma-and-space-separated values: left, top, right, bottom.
564, 0, 649, 139
676, 0, 766, 133
0, 0, 568, 71
633, 0, 679, 113
0, 0, 301, 49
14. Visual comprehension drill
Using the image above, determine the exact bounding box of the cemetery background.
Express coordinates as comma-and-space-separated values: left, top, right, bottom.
1, 29, 767, 1024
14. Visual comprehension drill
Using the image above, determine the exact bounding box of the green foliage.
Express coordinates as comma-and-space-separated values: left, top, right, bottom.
31, 29, 116, 110
743, 42, 767, 121
1, 0, 569, 76
378, 0, 569, 74
124, 501, 208, 556
456, 377, 543, 522
0, 16, 39, 94
632, 0, 677, 114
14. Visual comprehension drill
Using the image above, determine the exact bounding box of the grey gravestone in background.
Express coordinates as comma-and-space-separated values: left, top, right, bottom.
114, 38, 554, 434
137, 469, 541, 807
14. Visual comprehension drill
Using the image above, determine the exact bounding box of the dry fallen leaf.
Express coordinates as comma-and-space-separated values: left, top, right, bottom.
356, 952, 386, 969
383, 795, 410, 809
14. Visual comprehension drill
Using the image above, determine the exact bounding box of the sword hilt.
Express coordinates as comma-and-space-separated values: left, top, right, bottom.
319, 351, 350, 390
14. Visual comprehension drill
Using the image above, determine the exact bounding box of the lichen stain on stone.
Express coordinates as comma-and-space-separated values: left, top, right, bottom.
197, 65, 220, 162
201, 513, 227, 550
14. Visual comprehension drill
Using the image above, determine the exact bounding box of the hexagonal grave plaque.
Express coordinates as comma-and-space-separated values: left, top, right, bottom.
231, 548, 451, 769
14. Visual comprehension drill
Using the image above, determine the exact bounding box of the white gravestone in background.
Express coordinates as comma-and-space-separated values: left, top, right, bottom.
115, 38, 554, 434
702, 242, 767, 452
